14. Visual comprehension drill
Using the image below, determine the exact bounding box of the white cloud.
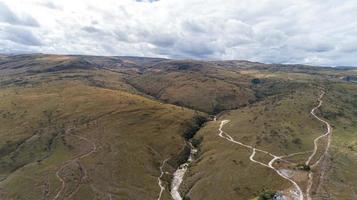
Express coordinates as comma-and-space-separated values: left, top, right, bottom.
0, 0, 356, 66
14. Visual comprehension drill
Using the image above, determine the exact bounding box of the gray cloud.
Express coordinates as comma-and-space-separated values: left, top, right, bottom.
0, 2, 39, 27
0, 0, 357, 66
1, 26, 42, 46
81, 26, 102, 33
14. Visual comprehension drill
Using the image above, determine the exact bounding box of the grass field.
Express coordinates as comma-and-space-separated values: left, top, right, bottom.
317, 83, 357, 199
0, 80, 204, 200
0, 54, 356, 200
181, 84, 324, 199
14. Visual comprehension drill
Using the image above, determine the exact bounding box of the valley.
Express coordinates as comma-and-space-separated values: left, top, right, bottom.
0, 54, 356, 200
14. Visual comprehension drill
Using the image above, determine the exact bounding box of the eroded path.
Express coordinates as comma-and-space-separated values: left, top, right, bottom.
157, 158, 168, 200
53, 129, 97, 200
218, 120, 304, 200
216, 89, 331, 200
305, 91, 332, 200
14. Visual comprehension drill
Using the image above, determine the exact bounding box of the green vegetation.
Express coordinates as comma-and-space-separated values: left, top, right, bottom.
251, 78, 262, 85
259, 191, 279, 200
0, 54, 356, 200
181, 85, 323, 200
182, 115, 208, 140
0, 80, 205, 199
296, 163, 311, 171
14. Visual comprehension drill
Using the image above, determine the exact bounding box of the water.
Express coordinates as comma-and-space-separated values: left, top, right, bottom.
170, 144, 197, 200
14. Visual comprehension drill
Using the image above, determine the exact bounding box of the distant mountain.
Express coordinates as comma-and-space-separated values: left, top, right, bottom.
335, 65, 357, 70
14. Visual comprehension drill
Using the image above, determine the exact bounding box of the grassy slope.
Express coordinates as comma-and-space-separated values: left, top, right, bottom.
0, 55, 356, 200
181, 82, 327, 199
0, 80, 203, 200
317, 82, 357, 199
128, 61, 257, 114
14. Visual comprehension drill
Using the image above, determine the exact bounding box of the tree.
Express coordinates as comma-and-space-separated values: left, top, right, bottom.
251, 78, 261, 85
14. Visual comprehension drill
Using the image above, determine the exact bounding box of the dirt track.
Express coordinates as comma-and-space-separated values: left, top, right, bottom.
216, 89, 332, 200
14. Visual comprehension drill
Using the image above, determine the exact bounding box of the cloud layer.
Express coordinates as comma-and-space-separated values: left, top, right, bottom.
0, 0, 356, 66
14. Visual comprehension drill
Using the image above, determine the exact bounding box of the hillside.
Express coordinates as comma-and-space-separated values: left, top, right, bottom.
0, 54, 356, 200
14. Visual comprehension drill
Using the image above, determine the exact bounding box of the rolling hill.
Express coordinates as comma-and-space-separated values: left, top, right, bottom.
0, 54, 356, 200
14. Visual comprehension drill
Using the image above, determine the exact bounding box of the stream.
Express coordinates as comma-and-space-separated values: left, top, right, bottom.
170, 143, 197, 200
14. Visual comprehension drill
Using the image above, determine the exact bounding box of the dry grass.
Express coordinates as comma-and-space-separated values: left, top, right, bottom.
0, 80, 203, 200
0, 54, 356, 200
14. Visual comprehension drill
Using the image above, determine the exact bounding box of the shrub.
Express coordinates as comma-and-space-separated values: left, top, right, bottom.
182, 116, 208, 140
259, 191, 277, 200
292, 138, 302, 145
251, 78, 262, 85
191, 137, 203, 148
296, 163, 310, 171
183, 196, 191, 200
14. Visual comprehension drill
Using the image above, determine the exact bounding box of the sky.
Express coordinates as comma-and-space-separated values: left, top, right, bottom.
0, 0, 356, 66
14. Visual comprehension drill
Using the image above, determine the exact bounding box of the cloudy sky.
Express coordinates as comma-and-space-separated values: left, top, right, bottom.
0, 0, 356, 66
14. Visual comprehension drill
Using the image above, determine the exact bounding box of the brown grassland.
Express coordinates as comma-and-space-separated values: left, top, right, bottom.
0, 54, 356, 200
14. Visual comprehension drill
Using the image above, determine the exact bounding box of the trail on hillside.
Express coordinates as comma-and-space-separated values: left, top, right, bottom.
53, 129, 97, 200
218, 120, 304, 200
157, 158, 168, 200
216, 89, 331, 200
305, 91, 332, 200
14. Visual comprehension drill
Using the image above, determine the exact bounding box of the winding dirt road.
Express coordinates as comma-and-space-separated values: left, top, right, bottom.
218, 120, 304, 200
51, 90, 331, 200
217, 89, 331, 200
305, 91, 332, 200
